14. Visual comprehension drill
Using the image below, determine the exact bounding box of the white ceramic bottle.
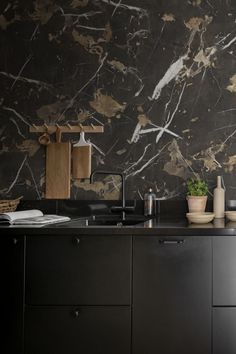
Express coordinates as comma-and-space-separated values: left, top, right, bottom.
213, 176, 225, 218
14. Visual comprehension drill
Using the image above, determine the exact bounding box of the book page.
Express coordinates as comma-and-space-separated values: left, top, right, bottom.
13, 214, 71, 225
0, 209, 43, 223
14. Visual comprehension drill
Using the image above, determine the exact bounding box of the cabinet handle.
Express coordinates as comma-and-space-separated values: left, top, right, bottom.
73, 237, 80, 245
13, 238, 18, 245
159, 239, 185, 245
73, 309, 80, 318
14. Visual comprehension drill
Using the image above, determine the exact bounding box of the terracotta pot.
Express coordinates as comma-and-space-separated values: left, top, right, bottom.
186, 195, 207, 213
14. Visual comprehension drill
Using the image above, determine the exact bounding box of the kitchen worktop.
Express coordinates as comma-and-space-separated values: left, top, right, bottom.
2, 216, 236, 236
2, 199, 236, 236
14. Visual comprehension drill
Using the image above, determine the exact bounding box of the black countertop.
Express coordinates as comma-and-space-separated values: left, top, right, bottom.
1, 199, 236, 236
2, 216, 236, 236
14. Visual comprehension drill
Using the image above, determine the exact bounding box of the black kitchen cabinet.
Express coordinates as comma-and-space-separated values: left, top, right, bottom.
213, 308, 236, 354
133, 236, 212, 354
213, 238, 236, 353
5, 230, 236, 354
1, 236, 25, 354
26, 235, 131, 305
25, 306, 131, 354
213, 237, 236, 305
25, 235, 132, 353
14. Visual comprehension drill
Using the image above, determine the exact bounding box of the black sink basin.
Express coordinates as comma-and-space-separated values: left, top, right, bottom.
85, 219, 146, 226
68, 214, 152, 227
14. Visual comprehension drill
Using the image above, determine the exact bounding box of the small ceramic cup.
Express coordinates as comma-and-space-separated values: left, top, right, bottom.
38, 133, 51, 145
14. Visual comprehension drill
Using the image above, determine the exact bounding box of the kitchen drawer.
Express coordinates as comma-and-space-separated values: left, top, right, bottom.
25, 306, 131, 354
213, 308, 236, 354
213, 237, 236, 305
26, 235, 131, 305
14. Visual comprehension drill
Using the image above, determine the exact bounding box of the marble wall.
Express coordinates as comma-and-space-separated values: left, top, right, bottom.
1, 0, 236, 201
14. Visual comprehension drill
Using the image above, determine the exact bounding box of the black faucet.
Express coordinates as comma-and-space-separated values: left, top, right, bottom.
90, 170, 134, 220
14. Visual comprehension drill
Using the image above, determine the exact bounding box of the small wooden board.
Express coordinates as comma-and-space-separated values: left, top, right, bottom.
46, 142, 71, 199
72, 145, 91, 179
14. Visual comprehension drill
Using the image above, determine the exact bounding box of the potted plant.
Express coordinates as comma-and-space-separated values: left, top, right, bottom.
186, 178, 208, 213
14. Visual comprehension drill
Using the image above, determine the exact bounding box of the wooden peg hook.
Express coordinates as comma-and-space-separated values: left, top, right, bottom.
56, 125, 62, 142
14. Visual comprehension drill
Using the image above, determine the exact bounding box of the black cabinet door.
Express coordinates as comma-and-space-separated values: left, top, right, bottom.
133, 236, 211, 354
25, 306, 131, 354
0, 236, 25, 354
213, 308, 236, 354
26, 235, 131, 305
213, 237, 236, 305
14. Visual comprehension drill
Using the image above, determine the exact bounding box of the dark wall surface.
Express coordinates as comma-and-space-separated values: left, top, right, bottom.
1, 0, 236, 200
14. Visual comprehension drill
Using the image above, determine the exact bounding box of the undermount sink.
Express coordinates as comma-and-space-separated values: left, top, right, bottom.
85, 219, 145, 226
70, 214, 152, 227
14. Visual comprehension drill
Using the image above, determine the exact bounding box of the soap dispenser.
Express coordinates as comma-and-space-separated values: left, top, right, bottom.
213, 176, 225, 218
144, 188, 157, 217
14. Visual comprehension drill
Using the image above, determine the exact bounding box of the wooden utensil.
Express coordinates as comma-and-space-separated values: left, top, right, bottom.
45, 127, 71, 199
72, 132, 91, 179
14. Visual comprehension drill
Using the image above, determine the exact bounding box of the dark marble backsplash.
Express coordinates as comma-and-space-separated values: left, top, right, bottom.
1, 0, 236, 201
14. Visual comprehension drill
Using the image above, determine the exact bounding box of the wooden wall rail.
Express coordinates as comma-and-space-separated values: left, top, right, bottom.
30, 124, 104, 134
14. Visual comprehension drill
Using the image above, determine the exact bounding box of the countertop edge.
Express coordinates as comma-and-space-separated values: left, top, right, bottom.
1, 225, 236, 236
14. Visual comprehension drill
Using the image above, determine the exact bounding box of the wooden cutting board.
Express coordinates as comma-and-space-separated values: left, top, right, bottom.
72, 132, 92, 179
72, 145, 91, 179
45, 129, 71, 199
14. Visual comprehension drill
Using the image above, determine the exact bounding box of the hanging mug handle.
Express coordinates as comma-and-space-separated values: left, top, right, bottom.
38, 132, 51, 145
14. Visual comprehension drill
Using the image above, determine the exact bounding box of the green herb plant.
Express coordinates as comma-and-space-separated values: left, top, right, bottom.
187, 178, 208, 196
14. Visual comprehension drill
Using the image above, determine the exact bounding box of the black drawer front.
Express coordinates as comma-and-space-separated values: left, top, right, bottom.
25, 306, 131, 354
213, 308, 236, 354
26, 236, 131, 305
1, 236, 25, 354
213, 237, 236, 305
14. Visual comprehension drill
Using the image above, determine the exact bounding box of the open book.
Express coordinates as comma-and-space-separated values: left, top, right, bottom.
0, 209, 71, 225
